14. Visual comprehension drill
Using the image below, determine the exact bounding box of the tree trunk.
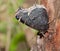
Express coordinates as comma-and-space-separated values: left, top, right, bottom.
40, 0, 60, 51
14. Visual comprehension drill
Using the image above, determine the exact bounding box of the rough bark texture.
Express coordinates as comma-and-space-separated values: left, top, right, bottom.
40, 0, 60, 51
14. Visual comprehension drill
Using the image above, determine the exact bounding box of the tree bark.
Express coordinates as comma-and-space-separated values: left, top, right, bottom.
40, 0, 60, 51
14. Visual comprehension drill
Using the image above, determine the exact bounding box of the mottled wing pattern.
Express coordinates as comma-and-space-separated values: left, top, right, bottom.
27, 8, 49, 31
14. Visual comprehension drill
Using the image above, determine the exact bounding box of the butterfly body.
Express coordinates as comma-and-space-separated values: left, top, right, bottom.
16, 5, 49, 38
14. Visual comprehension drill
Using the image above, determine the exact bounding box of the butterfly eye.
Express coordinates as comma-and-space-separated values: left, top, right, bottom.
15, 15, 19, 20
